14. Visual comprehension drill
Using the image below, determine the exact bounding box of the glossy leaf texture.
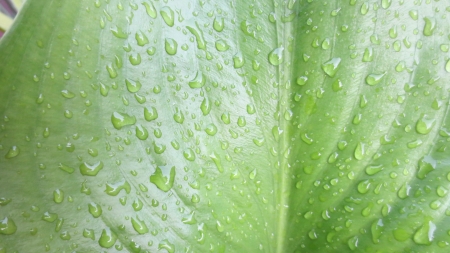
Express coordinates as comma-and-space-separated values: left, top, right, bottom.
1, 1, 450, 252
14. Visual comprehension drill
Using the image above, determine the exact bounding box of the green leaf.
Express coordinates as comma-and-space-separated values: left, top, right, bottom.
1, 0, 450, 252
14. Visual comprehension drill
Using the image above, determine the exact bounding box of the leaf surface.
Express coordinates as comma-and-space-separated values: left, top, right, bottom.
1, 1, 450, 252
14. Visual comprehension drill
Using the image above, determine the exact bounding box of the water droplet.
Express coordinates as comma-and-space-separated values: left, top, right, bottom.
409, 10, 418, 20
173, 109, 184, 123
417, 155, 436, 179
347, 236, 358, 250
371, 219, 384, 243
210, 152, 223, 173
413, 220, 436, 245
445, 60, 450, 73
189, 71, 206, 88
88, 202, 102, 218
237, 116, 246, 127
233, 52, 245, 68
105, 180, 131, 196
131, 216, 149, 234
61, 90, 75, 99
215, 39, 229, 51
142, 2, 157, 18
110, 26, 128, 39
0, 217, 17, 235
106, 64, 118, 79
144, 107, 158, 121
205, 124, 217, 136
268, 47, 284, 66
221, 112, 231, 124
158, 239, 175, 253
216, 220, 224, 232
200, 98, 211, 115
187, 24, 206, 50
125, 79, 142, 93
150, 166, 175, 192
354, 142, 365, 160
83, 228, 95, 240
362, 47, 373, 62
160, 6, 175, 27
365, 73, 385, 86
165, 38, 178, 55
135, 125, 149, 140
397, 183, 410, 199
41, 212, 58, 222
111, 112, 136, 130
79, 161, 104, 176
129, 53, 141, 65
183, 148, 196, 161
5, 146, 19, 159
423, 17, 436, 36
53, 189, 64, 203
381, 0, 391, 9
321, 58, 341, 77
416, 114, 435, 135
99, 228, 117, 248
365, 164, 384, 175
357, 180, 371, 194
135, 31, 149, 46
213, 17, 224, 32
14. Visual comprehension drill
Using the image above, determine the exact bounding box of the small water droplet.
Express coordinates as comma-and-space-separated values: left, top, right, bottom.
200, 98, 211, 115
135, 31, 149, 46
183, 148, 196, 161
79, 161, 103, 176
215, 39, 229, 51
131, 216, 149, 234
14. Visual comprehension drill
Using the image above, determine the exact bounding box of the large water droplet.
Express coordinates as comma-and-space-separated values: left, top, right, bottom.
111, 112, 136, 130
354, 142, 365, 160
78, 161, 103, 177
135, 125, 149, 140
365, 73, 385, 86
98, 228, 117, 248
142, 2, 157, 18
135, 31, 149, 46
5, 146, 19, 159
321, 58, 341, 77
213, 17, 224, 32
417, 155, 436, 179
88, 202, 102, 218
125, 79, 142, 93
160, 6, 175, 27
131, 216, 149, 234
165, 38, 178, 55
268, 47, 284, 66
0, 217, 17, 235
423, 17, 436, 36
150, 166, 175, 192
144, 107, 158, 121
189, 71, 206, 88
416, 114, 435, 135
413, 220, 436, 245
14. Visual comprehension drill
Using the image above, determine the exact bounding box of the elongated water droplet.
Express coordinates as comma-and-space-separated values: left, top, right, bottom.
210, 152, 223, 173
165, 38, 178, 55
362, 47, 373, 62
213, 17, 224, 32
183, 149, 196, 161
160, 6, 175, 27
371, 219, 384, 243
150, 166, 175, 192
365, 165, 384, 175
417, 155, 436, 179
233, 52, 245, 68
268, 47, 284, 66
354, 142, 365, 160
83, 228, 95, 240
321, 58, 341, 77
423, 17, 436, 36
189, 71, 206, 88
135, 125, 149, 140
106, 64, 118, 79
200, 98, 211, 115
80, 161, 103, 176
142, 2, 157, 18
187, 24, 206, 49
53, 189, 64, 203
111, 112, 136, 130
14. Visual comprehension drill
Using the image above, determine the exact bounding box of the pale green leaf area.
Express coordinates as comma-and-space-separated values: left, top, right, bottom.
1, 0, 450, 252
